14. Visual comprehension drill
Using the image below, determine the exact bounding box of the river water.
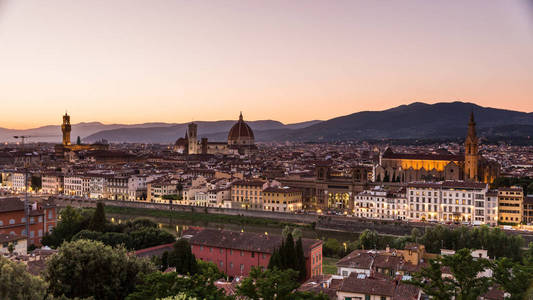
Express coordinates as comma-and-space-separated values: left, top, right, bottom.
108, 213, 361, 242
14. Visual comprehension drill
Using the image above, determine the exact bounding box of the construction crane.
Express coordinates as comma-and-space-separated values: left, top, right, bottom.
12, 134, 58, 244
13, 135, 60, 150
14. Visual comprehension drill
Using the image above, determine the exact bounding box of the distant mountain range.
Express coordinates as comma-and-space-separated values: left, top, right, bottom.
1, 102, 532, 144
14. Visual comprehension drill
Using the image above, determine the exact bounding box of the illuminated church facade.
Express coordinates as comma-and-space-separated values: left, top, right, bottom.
374, 112, 499, 184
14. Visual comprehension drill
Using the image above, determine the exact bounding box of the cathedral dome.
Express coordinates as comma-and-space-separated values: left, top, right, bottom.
228, 112, 254, 146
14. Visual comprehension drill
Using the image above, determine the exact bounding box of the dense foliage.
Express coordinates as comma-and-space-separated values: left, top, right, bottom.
268, 231, 307, 282
237, 267, 328, 300
167, 239, 199, 274
0, 256, 48, 300
322, 225, 524, 261
410, 245, 533, 299
126, 270, 229, 300
42, 205, 175, 250
410, 249, 492, 299
45, 239, 155, 299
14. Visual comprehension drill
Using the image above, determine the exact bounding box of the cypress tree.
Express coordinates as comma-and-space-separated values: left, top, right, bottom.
168, 239, 197, 274
295, 238, 307, 281
285, 233, 296, 270
268, 248, 282, 270
88, 202, 107, 232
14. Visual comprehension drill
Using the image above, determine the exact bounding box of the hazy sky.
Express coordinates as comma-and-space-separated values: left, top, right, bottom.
0, 0, 532, 129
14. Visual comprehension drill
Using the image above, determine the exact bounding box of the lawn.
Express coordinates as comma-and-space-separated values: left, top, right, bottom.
322, 257, 338, 275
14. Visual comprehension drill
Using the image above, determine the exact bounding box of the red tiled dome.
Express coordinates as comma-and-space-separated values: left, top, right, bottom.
228, 113, 254, 141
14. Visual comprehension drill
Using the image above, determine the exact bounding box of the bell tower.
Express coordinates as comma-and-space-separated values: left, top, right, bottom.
61, 112, 71, 146
464, 111, 479, 181
187, 122, 198, 154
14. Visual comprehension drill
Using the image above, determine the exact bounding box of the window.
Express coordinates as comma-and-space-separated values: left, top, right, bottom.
240, 264, 244, 272
9, 219, 14, 225
240, 251, 244, 257
251, 252, 255, 258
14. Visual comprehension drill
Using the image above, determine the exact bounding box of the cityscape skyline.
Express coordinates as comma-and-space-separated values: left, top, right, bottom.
1, 0, 532, 129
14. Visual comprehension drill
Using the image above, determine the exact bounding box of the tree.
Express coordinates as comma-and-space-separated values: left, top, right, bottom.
126, 271, 229, 300
45, 239, 155, 299
358, 229, 379, 250
76, 136, 81, 145
492, 257, 533, 300
0, 256, 49, 300
237, 267, 327, 300
410, 249, 492, 300
88, 202, 107, 232
7, 243, 14, 254
268, 233, 308, 282
41, 206, 90, 248
167, 239, 198, 275
409, 259, 453, 300
295, 237, 307, 282
31, 175, 41, 192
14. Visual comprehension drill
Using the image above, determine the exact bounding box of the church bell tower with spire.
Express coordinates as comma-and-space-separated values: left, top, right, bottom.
464, 111, 479, 181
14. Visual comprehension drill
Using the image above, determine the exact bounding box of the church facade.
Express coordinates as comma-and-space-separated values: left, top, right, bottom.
374, 112, 499, 184
174, 113, 257, 156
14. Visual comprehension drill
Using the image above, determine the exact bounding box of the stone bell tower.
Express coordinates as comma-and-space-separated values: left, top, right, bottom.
464, 111, 479, 181
61, 112, 71, 146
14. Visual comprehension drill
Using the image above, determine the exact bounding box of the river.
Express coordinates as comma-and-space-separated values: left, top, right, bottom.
108, 213, 362, 242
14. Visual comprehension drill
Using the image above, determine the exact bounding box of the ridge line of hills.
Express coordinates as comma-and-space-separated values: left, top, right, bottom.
1, 101, 533, 144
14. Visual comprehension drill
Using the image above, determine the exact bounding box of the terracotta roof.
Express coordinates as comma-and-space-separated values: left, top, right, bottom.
393, 283, 421, 300
338, 275, 396, 296
263, 187, 302, 194
232, 180, 265, 187
134, 242, 175, 258
382, 148, 464, 162
0, 233, 25, 243
336, 250, 374, 269
182, 228, 321, 256
0, 198, 24, 213
482, 285, 505, 300
373, 254, 403, 270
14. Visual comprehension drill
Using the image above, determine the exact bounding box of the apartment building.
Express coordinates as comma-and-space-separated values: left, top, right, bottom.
263, 186, 303, 212
498, 186, 524, 225
41, 172, 63, 194
406, 181, 488, 224
353, 187, 407, 220
230, 180, 267, 210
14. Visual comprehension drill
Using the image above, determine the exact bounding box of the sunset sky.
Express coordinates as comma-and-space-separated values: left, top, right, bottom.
0, 0, 532, 129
